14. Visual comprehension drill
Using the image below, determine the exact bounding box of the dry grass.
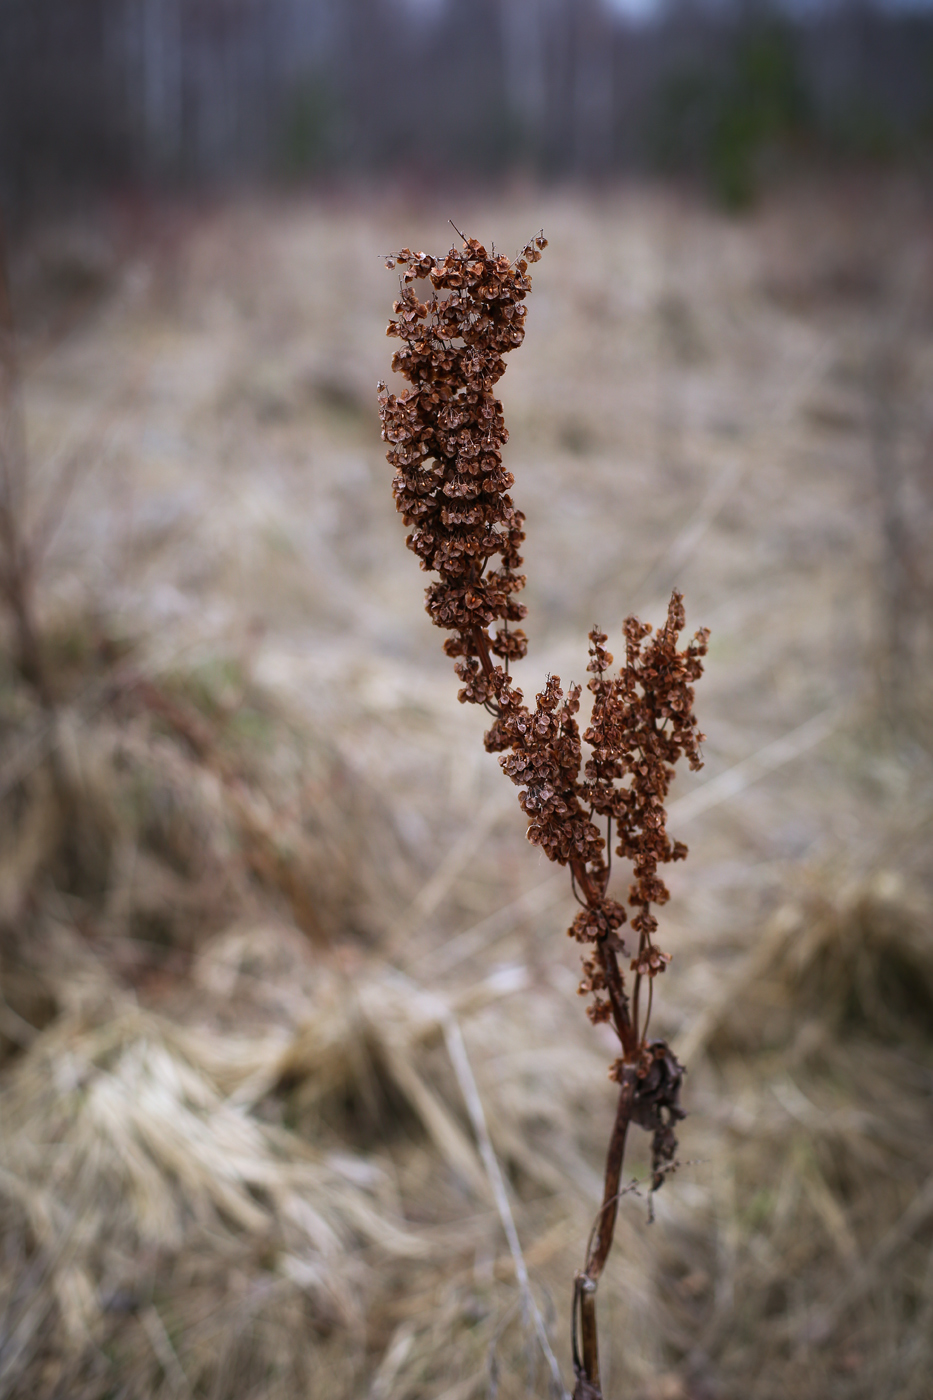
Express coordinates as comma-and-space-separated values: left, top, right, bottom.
1, 173, 932, 1399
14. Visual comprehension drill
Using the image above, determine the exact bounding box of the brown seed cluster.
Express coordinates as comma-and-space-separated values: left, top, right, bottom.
579, 598, 709, 1039
380, 232, 710, 1395
378, 232, 546, 669
378, 231, 707, 1099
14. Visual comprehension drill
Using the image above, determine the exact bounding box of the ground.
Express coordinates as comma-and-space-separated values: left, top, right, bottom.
1, 173, 932, 1399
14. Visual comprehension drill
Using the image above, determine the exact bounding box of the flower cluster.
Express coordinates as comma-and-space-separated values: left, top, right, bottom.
480, 592, 708, 1048
378, 232, 547, 667
379, 232, 707, 1088
580, 595, 709, 1032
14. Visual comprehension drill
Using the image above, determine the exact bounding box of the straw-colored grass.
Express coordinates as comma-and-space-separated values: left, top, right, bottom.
1, 175, 931, 1399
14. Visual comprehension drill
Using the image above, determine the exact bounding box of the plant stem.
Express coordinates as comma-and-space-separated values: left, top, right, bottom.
573, 1067, 636, 1399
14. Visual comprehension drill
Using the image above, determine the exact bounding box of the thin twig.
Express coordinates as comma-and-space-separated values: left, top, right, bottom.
441, 1010, 570, 1400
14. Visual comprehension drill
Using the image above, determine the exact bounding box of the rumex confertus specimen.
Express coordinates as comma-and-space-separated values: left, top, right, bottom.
379, 233, 708, 1400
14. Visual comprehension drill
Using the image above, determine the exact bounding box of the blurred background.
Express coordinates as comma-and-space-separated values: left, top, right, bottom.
3, 0, 933, 207
1, 2, 932, 1399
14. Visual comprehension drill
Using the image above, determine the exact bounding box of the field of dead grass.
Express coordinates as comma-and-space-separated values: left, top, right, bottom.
1, 174, 932, 1400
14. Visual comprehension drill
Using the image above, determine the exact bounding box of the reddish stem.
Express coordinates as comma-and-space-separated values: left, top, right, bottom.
573, 1067, 637, 1398
471, 624, 495, 679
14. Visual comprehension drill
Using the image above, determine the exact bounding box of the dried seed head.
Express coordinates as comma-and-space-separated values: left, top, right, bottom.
381, 238, 707, 1122
379, 233, 548, 670
577, 592, 708, 995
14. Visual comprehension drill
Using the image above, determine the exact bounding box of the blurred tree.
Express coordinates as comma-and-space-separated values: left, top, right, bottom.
1, 0, 932, 211
652, 17, 812, 208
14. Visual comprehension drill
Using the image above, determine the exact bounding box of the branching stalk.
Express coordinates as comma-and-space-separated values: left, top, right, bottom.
379, 232, 706, 1397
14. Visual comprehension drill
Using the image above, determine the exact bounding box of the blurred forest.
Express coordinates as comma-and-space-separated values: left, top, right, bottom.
1, 3, 933, 1400
2, 0, 933, 210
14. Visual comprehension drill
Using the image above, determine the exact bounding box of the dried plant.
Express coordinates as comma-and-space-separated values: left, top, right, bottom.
379, 232, 708, 1398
